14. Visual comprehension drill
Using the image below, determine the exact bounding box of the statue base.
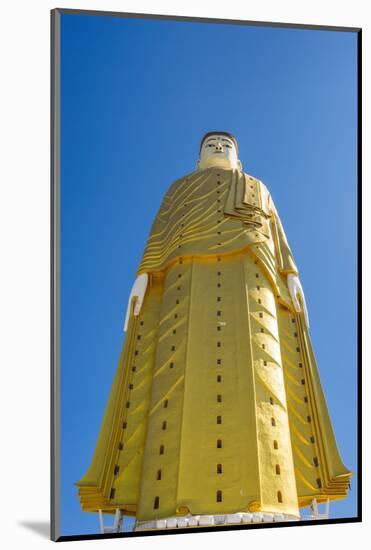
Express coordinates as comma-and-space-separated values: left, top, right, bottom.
96, 499, 329, 533
134, 512, 300, 531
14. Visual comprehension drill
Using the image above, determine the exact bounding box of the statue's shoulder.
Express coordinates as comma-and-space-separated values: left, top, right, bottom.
243, 172, 271, 196
164, 169, 199, 198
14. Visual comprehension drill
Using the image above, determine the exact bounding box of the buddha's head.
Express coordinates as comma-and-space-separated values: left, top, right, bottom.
197, 132, 242, 171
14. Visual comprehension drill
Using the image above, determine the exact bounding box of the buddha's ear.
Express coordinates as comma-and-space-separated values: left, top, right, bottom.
196, 159, 200, 170
237, 159, 243, 170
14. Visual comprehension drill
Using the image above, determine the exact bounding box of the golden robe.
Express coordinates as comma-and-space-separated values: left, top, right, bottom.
75, 167, 351, 522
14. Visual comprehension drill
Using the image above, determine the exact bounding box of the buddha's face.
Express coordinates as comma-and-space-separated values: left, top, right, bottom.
197, 134, 241, 170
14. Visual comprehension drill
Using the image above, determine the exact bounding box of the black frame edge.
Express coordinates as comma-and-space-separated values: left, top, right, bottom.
356, 27, 362, 522
53, 7, 361, 32
51, 7, 62, 543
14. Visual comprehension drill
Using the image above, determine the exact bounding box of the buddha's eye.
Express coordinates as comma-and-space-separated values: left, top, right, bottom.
208, 144, 214, 147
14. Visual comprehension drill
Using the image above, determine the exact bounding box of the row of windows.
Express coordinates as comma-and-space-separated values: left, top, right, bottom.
295, 333, 319, 472
169, 358, 250, 370
157, 439, 224, 456
151, 490, 285, 510
110, 478, 297, 507
115, 329, 140, 476
291, 320, 310, 441
154, 463, 282, 480
119, 309, 141, 447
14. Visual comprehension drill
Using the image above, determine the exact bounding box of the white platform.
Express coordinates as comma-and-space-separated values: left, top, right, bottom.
100, 499, 329, 533
134, 511, 300, 531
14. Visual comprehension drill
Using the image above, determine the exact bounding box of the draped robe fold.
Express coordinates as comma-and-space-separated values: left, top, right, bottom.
75, 167, 351, 521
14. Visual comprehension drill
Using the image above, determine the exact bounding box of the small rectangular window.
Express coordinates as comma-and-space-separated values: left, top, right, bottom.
110, 488, 116, 499
154, 496, 160, 509
217, 490, 222, 502
114, 465, 120, 475
217, 394, 222, 403
217, 415, 222, 424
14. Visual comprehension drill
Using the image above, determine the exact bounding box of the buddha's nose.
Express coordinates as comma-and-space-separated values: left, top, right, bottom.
215, 142, 223, 151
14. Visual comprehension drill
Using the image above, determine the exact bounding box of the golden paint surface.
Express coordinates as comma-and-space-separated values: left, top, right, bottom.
75, 168, 351, 519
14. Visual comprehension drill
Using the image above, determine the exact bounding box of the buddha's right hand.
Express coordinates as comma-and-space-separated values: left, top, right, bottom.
123, 273, 149, 332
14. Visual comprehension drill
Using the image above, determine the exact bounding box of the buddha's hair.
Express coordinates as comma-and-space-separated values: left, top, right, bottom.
199, 131, 238, 154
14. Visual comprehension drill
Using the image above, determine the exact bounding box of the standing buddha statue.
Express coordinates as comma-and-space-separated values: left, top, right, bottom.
75, 132, 351, 530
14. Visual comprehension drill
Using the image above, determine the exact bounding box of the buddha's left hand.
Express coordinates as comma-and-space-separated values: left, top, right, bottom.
287, 274, 309, 330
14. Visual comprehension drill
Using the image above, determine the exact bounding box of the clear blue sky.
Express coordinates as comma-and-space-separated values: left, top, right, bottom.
60, 12, 358, 537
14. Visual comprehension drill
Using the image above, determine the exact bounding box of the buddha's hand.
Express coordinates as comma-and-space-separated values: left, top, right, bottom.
287, 274, 310, 330
123, 273, 149, 332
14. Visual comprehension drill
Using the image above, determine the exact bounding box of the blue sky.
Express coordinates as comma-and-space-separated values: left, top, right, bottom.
60, 12, 358, 537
